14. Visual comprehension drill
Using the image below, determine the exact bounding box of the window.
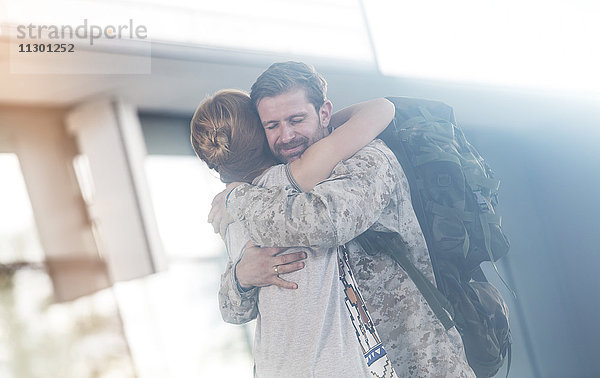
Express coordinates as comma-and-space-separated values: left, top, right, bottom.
0, 153, 135, 378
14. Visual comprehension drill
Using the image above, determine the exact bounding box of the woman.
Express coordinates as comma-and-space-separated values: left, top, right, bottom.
191, 89, 395, 377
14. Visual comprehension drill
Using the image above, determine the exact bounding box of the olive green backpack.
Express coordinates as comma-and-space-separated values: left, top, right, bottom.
356, 97, 513, 377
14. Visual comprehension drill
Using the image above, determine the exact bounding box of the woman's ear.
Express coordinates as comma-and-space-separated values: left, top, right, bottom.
318, 100, 333, 129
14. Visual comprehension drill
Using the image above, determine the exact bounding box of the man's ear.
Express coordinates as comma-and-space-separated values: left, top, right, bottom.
318, 100, 333, 129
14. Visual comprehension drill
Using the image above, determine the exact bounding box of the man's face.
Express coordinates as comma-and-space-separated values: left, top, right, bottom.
256, 88, 332, 163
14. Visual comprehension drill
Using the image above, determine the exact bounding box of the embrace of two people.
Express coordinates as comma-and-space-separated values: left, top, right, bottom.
191, 61, 476, 378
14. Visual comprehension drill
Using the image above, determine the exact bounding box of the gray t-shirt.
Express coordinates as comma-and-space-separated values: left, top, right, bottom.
225, 164, 370, 378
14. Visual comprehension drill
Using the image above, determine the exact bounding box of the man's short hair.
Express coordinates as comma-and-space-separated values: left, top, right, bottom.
250, 61, 328, 112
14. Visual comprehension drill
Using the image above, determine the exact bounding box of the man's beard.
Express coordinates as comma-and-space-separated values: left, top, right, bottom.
273, 120, 328, 163
273, 136, 309, 163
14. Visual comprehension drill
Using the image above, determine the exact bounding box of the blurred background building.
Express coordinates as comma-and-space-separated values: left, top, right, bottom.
0, 0, 599, 377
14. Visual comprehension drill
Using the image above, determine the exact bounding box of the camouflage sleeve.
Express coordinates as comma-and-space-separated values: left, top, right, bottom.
226, 142, 396, 248
218, 258, 259, 324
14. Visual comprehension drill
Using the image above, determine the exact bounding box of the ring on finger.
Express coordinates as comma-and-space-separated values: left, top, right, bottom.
274, 265, 279, 276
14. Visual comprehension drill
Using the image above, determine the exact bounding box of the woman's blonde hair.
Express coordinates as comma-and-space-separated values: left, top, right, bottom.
190, 89, 276, 183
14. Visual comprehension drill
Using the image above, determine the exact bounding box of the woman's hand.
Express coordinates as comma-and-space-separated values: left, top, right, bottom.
208, 182, 244, 237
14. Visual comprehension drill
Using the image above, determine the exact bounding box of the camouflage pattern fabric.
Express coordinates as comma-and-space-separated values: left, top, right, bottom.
218, 258, 259, 324
226, 140, 475, 378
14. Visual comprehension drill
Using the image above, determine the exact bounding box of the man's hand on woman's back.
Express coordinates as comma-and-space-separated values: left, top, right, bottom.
236, 241, 307, 291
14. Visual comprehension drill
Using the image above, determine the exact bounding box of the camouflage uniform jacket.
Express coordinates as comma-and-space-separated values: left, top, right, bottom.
225, 139, 475, 378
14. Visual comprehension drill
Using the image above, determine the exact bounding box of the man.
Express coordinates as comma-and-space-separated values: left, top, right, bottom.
214, 61, 475, 377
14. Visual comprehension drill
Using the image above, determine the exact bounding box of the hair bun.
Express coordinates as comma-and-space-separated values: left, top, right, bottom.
206, 124, 230, 166
191, 89, 274, 183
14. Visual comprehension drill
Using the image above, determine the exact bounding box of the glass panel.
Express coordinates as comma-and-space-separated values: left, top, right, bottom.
137, 154, 254, 377
144, 155, 225, 259
0, 153, 135, 378
113, 260, 255, 378
0, 153, 43, 264
0, 271, 135, 378
365, 0, 600, 92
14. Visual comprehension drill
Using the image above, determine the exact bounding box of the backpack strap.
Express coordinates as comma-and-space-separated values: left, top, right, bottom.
383, 119, 446, 294
465, 172, 501, 194
471, 266, 487, 282
356, 231, 455, 331
477, 211, 517, 299
414, 151, 461, 166
506, 341, 512, 378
